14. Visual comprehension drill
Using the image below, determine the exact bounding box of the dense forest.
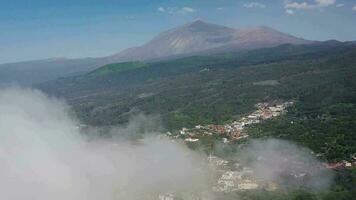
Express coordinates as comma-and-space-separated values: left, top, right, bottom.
41, 42, 356, 162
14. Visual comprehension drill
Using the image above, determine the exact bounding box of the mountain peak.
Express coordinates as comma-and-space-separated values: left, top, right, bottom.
189, 19, 206, 26
112, 20, 310, 61
175, 20, 233, 35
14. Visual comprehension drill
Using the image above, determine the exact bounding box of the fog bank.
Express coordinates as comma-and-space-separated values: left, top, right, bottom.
0, 88, 211, 200
242, 139, 334, 191
0, 88, 333, 200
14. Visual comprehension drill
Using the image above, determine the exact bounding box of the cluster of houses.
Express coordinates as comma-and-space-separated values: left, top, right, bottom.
158, 193, 175, 200
214, 168, 260, 192
323, 156, 356, 170
159, 100, 356, 199
157, 192, 202, 200
207, 154, 278, 193
173, 101, 293, 143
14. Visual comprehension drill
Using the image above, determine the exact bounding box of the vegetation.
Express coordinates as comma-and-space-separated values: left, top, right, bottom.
40, 42, 356, 162
89, 62, 147, 76
245, 49, 356, 162
39, 42, 356, 200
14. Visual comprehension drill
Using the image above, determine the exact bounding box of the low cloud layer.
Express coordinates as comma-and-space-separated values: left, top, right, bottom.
0, 88, 211, 200
0, 88, 333, 200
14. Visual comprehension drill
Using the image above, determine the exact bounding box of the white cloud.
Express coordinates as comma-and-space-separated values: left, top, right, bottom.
285, 9, 295, 15
243, 2, 266, 8
157, 7, 166, 12
283, 0, 336, 15
353, 5, 356, 11
285, 1, 314, 10
0, 88, 212, 200
182, 7, 195, 13
315, 0, 336, 7
336, 3, 344, 7
157, 6, 196, 15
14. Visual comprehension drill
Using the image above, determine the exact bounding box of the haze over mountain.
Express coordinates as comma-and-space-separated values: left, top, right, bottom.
112, 20, 311, 61
1, 20, 312, 86
0, 57, 110, 86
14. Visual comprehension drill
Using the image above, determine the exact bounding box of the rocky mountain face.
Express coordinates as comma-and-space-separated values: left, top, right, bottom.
111, 20, 310, 61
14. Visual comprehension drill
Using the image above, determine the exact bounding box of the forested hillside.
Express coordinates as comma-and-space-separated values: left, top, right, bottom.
40, 43, 356, 162
39, 41, 356, 200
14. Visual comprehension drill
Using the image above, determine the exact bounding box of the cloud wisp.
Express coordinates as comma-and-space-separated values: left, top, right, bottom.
243, 2, 266, 9
284, 0, 336, 14
285, 9, 295, 15
157, 6, 196, 15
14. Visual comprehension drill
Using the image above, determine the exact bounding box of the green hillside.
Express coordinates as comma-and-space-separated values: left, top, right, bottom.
40, 42, 356, 162
40, 42, 355, 96
39, 42, 356, 200
89, 61, 147, 76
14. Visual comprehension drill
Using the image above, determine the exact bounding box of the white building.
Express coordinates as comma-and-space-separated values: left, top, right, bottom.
185, 138, 199, 142
159, 193, 174, 200
237, 180, 259, 190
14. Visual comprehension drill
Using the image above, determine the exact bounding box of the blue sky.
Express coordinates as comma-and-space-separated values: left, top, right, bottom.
1, 0, 356, 64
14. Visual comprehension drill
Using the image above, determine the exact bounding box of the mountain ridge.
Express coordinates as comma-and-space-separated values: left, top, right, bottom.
111, 20, 310, 61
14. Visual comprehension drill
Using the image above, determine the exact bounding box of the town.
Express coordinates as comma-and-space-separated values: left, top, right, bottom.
163, 100, 356, 196
168, 101, 294, 144
161, 101, 294, 195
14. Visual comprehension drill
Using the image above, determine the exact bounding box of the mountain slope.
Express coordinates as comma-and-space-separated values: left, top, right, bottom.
40, 41, 351, 97
40, 43, 356, 163
89, 62, 147, 77
111, 20, 310, 61
0, 57, 111, 86
0, 20, 310, 86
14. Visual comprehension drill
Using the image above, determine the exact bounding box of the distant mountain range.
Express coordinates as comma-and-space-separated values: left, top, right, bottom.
0, 57, 110, 86
0, 20, 327, 86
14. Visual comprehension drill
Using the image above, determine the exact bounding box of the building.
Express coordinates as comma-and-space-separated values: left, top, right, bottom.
158, 193, 175, 200
185, 138, 199, 142
237, 180, 259, 190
